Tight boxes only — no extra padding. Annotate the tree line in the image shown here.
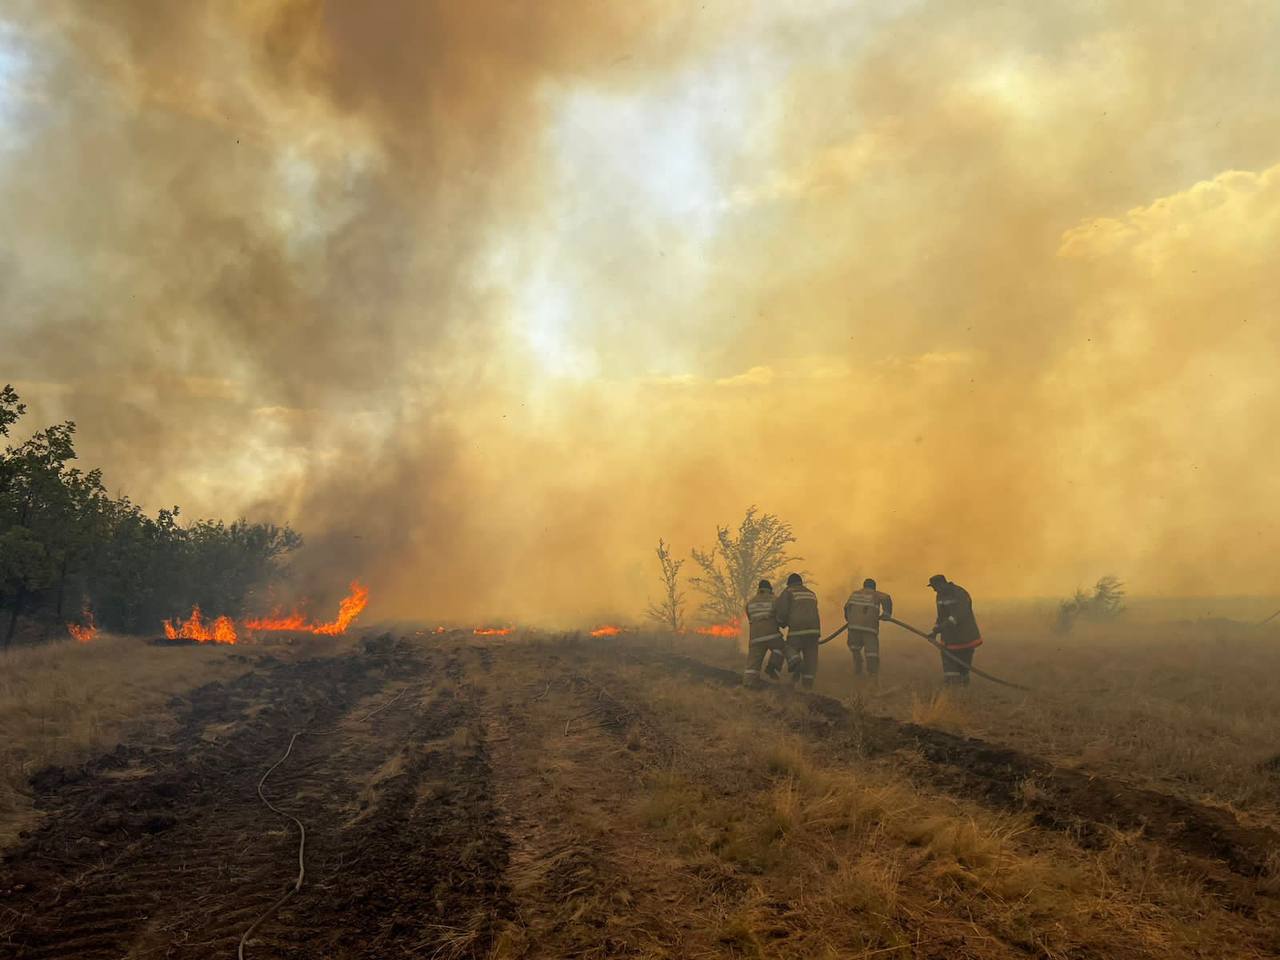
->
[0,385,301,648]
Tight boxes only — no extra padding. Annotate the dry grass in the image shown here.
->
[617,665,1276,959]
[0,633,260,847]
[645,611,1280,820]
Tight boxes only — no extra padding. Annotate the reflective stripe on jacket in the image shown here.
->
[745,589,782,645]
[934,583,982,649]
[775,585,821,638]
[844,588,892,635]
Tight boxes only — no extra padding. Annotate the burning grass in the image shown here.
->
[243,580,370,636]
[163,605,239,644]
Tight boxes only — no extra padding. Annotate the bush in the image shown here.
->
[1056,575,1126,633]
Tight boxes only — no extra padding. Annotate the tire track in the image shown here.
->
[1,642,513,959]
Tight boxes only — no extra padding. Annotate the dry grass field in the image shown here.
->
[1,620,1277,958]
[669,606,1280,828]
[0,632,359,848]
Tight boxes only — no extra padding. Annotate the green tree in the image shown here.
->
[0,386,303,645]
[0,414,87,647]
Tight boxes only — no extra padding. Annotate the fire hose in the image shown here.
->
[815,617,1034,692]
[237,683,413,960]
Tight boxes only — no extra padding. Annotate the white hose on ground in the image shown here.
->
[237,683,413,959]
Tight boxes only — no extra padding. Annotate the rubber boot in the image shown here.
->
[786,653,804,684]
[764,650,783,680]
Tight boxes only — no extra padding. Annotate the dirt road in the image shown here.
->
[2,634,1277,958]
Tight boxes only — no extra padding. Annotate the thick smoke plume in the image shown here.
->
[2,1,1277,624]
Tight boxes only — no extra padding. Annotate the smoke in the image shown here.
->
[2,1,1278,624]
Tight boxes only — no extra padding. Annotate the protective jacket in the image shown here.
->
[745,588,782,646]
[933,582,981,649]
[774,583,820,639]
[844,588,892,635]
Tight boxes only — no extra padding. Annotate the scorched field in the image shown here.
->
[2,626,1279,959]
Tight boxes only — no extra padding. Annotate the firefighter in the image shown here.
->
[927,574,982,685]
[844,577,892,679]
[743,580,789,687]
[775,572,820,688]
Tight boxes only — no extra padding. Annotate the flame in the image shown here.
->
[473,627,514,636]
[312,582,369,635]
[435,626,446,634]
[589,625,622,637]
[67,605,97,644]
[163,605,238,644]
[243,610,309,631]
[695,618,742,638]
[244,582,369,636]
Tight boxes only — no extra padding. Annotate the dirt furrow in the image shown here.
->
[1,639,514,959]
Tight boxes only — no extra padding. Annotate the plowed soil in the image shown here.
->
[2,634,1277,959]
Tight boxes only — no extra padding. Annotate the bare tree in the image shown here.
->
[645,539,686,632]
[689,506,801,623]
[1056,575,1126,633]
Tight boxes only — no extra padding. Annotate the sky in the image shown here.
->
[1,0,1278,625]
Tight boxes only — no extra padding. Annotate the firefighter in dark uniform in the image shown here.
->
[927,574,981,685]
[743,580,789,687]
[844,578,892,679]
[774,573,820,688]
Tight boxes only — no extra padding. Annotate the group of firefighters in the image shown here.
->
[743,573,982,689]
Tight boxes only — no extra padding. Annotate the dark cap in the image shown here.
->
[927,574,947,588]
[863,578,876,589]
[786,573,803,586]
[758,579,772,591]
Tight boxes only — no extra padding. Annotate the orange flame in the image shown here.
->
[589,625,622,637]
[473,627,514,636]
[243,611,309,631]
[163,605,238,644]
[313,582,369,635]
[434,626,447,634]
[695,618,741,638]
[244,582,369,636]
[67,605,97,644]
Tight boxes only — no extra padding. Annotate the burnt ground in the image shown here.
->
[646,651,1280,882]
[1,636,511,959]
[2,634,1278,959]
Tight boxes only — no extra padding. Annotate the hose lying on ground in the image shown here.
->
[816,617,1034,693]
[237,683,413,960]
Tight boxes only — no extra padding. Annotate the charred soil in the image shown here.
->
[2,634,1278,959]
[1,637,512,959]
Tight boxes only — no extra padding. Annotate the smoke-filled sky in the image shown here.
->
[2,1,1278,624]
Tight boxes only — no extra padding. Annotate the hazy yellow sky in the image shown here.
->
[2,1,1278,623]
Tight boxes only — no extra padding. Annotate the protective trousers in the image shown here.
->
[848,629,880,676]
[789,635,818,689]
[744,636,788,685]
[941,647,974,685]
